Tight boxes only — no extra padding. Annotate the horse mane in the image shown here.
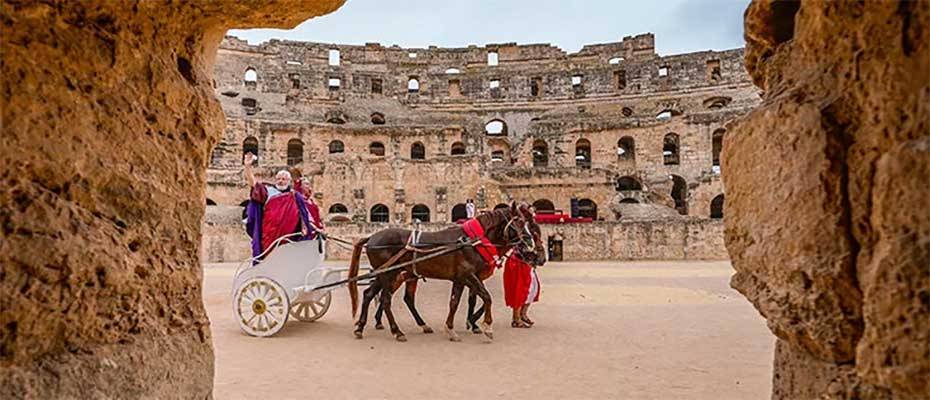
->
[475,207,511,232]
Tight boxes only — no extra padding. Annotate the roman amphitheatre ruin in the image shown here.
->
[202,32,754,263]
[1,1,927,399]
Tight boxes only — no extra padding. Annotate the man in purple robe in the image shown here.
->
[242,153,314,259]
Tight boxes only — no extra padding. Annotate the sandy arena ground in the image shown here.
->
[204,260,774,400]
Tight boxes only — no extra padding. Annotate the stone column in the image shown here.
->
[725,1,928,398]
[0,1,345,398]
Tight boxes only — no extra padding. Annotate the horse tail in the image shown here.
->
[348,236,370,318]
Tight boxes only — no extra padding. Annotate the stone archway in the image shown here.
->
[0,1,346,397]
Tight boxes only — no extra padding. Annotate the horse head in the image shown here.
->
[505,201,546,266]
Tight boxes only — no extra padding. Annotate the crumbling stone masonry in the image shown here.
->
[0,1,345,398]
[726,1,929,398]
[205,33,760,261]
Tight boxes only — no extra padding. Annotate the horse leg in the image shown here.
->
[466,290,485,334]
[374,297,385,330]
[466,274,495,342]
[379,275,406,342]
[355,279,381,339]
[443,282,465,342]
[402,280,433,334]
[377,273,406,330]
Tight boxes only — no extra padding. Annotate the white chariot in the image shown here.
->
[231,234,348,337]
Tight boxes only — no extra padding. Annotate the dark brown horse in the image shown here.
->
[372,219,544,334]
[347,202,544,342]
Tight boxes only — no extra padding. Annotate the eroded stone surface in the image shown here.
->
[726,1,929,398]
[0,1,344,398]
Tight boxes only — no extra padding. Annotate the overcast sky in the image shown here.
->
[229,0,750,55]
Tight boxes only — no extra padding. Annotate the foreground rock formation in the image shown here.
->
[0,1,344,398]
[724,1,929,398]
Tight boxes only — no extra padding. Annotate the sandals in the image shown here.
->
[511,319,531,328]
[521,316,535,326]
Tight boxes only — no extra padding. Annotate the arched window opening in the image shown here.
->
[369,142,385,157]
[619,198,640,204]
[663,133,680,165]
[658,66,670,77]
[286,139,303,166]
[710,195,725,219]
[671,175,688,215]
[451,203,468,222]
[616,176,642,191]
[617,136,635,160]
[410,142,426,160]
[656,110,673,121]
[712,128,725,167]
[487,51,499,66]
[578,199,597,219]
[241,98,258,115]
[450,142,466,155]
[608,57,624,64]
[703,96,732,109]
[575,138,591,169]
[328,77,341,91]
[445,68,461,74]
[243,68,257,87]
[407,77,420,93]
[411,204,431,223]
[242,136,258,165]
[329,203,349,214]
[371,112,385,125]
[370,204,389,223]
[532,199,555,213]
[532,140,548,167]
[206,198,217,206]
[328,49,340,66]
[494,203,509,210]
[485,120,507,135]
[326,111,346,124]
[328,140,344,154]
[490,150,504,163]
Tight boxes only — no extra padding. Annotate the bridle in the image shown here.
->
[501,210,538,257]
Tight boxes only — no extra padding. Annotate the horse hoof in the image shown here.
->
[395,334,407,342]
[471,327,483,334]
[354,331,363,339]
[444,327,461,342]
[375,324,384,330]
[421,325,434,334]
[481,322,494,341]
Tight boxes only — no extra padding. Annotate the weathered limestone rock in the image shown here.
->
[0,1,344,398]
[725,1,929,398]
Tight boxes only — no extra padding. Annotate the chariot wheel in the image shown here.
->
[290,292,332,322]
[234,277,290,337]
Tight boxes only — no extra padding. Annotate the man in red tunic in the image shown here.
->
[503,254,540,328]
[243,153,314,259]
[295,177,324,238]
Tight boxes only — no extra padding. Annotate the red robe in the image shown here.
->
[503,256,539,308]
[251,183,302,253]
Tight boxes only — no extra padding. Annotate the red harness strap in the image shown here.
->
[461,218,500,272]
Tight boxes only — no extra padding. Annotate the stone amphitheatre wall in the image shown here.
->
[202,206,726,263]
[726,1,928,398]
[0,0,345,398]
[206,33,760,231]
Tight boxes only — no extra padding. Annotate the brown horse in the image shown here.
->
[347,202,544,342]
[372,219,544,334]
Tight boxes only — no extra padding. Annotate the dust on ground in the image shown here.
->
[204,260,773,400]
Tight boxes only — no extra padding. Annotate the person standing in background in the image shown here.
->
[466,198,476,219]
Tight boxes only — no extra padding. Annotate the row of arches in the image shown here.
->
[229,195,721,221]
[241,137,469,163]
[322,199,601,223]
[529,129,724,168]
